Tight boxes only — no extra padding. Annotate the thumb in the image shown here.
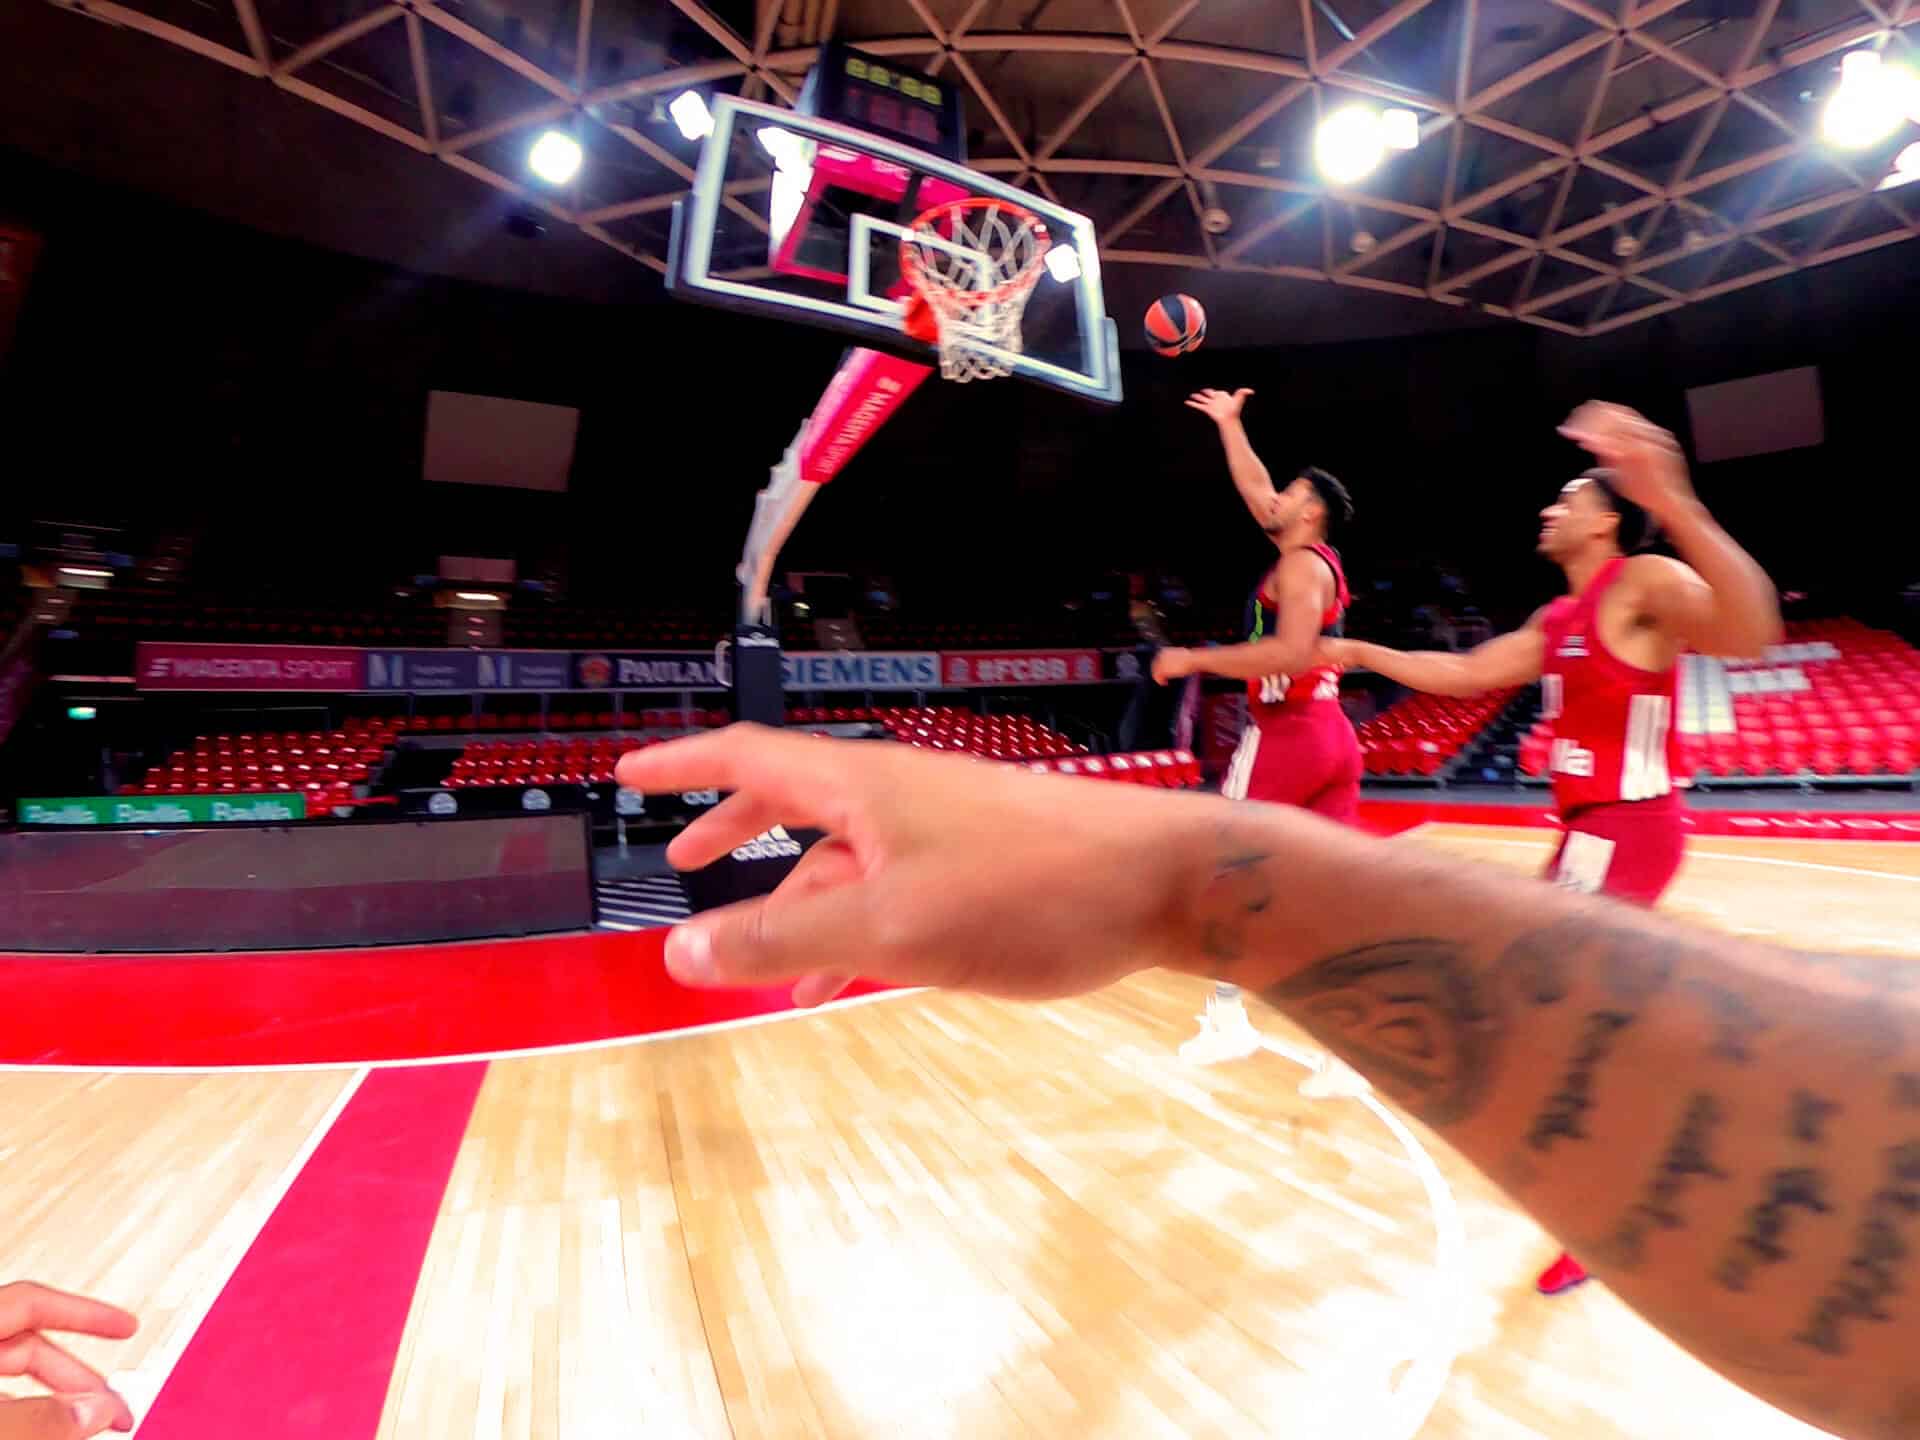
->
[0,1393,125,1439]
[1234,388,1253,399]
[665,882,875,989]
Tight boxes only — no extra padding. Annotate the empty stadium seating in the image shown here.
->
[127,719,394,815]
[1032,750,1204,787]
[874,706,1083,760]
[1358,690,1520,778]
[430,707,1083,790]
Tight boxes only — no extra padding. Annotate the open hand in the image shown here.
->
[1184,388,1252,425]
[0,1283,137,1439]
[1151,647,1195,685]
[614,727,1200,1007]
[1559,401,1695,518]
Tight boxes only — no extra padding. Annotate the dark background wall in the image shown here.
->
[5,145,1916,625]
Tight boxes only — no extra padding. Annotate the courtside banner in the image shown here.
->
[19,793,307,825]
[136,642,365,692]
[575,651,725,690]
[941,651,1102,687]
[367,650,482,692]
[473,650,574,691]
[784,651,939,691]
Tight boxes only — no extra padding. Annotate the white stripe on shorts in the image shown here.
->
[1222,725,1261,802]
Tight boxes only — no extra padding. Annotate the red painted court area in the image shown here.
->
[0,928,892,1069]
[3,801,1913,1070]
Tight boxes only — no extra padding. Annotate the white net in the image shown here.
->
[903,200,1050,383]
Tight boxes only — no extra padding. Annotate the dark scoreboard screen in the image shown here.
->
[796,41,967,163]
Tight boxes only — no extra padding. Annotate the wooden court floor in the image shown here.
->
[4,824,1916,1439]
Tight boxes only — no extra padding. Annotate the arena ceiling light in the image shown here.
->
[1043,243,1081,283]
[669,89,713,142]
[1880,140,1920,190]
[1313,106,1419,186]
[1821,48,1920,150]
[527,128,582,185]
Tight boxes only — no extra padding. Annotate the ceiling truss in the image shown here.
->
[42,0,1920,338]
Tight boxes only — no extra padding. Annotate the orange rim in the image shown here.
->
[899,197,1052,311]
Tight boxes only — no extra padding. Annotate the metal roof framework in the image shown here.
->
[45,0,1920,336]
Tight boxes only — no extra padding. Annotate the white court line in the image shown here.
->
[1445,833,1920,885]
[116,1066,369,1434]
[0,986,930,1077]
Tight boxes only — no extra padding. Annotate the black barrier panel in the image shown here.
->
[0,814,594,952]
[679,825,824,915]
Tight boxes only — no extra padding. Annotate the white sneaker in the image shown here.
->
[1178,993,1265,1064]
[1299,1051,1371,1099]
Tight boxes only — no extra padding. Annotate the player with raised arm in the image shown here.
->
[1151,387,1360,1063]
[1320,400,1783,1293]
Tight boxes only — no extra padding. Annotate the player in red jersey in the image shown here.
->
[1319,400,1782,1293]
[1152,387,1360,1062]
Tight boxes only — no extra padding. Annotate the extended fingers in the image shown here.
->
[0,1335,113,1399]
[617,726,852,842]
[665,791,793,871]
[0,1287,137,1347]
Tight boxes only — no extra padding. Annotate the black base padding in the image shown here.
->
[679,824,826,914]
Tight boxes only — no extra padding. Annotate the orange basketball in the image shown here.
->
[1144,293,1206,356]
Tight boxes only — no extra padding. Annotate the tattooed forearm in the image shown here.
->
[1526,1010,1633,1151]
[1492,918,1678,1009]
[1200,846,1277,963]
[1717,1168,1834,1293]
[1686,978,1772,1064]
[1792,1090,1841,1145]
[1796,1142,1920,1356]
[1605,1093,1732,1269]
[1262,939,1504,1127]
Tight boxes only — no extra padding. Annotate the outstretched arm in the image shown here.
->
[1154,549,1327,685]
[1186,388,1281,532]
[620,726,1920,1440]
[1321,610,1547,697]
[1563,402,1782,660]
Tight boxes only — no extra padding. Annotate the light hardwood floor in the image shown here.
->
[9,827,1918,1437]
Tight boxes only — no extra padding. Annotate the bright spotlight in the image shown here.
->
[1822,49,1919,150]
[1315,105,1387,185]
[1381,107,1420,152]
[1879,139,1920,190]
[669,89,713,141]
[1043,242,1081,283]
[528,129,582,185]
[756,125,806,169]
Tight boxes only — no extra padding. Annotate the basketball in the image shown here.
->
[1145,294,1206,356]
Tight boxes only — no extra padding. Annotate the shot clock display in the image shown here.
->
[796,40,968,163]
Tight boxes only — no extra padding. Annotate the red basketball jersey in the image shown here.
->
[1246,542,1350,719]
[1538,556,1677,815]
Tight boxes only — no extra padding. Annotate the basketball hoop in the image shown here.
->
[900,196,1051,383]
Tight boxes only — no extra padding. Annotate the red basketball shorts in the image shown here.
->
[1221,704,1362,826]
[1543,791,1686,907]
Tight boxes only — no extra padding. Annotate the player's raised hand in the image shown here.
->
[614,726,1201,1005]
[0,1283,137,1439]
[1559,401,1696,518]
[1184,388,1252,425]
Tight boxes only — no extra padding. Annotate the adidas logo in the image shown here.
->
[732,825,804,862]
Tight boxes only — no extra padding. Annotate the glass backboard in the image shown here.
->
[667,96,1121,405]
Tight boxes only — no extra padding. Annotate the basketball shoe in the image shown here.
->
[1178,985,1264,1064]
